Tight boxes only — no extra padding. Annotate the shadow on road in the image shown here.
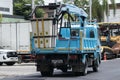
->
[1,70,97,80]
[29,70,95,78]
[0,69,97,80]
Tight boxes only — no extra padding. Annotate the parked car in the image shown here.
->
[0,47,18,65]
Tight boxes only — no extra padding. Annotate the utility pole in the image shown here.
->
[89,0,92,23]
[32,0,35,18]
[54,0,57,17]
[107,3,109,22]
[55,0,57,3]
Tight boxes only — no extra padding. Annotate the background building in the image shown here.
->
[0,0,28,22]
[104,3,120,22]
[0,0,13,15]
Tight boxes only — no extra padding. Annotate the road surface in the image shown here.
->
[1,59,120,80]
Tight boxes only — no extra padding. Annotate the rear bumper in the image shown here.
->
[31,48,81,54]
[36,54,83,71]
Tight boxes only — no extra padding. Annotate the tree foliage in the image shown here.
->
[13,0,44,18]
[92,0,104,22]
[35,8,44,18]
[63,0,116,22]
[0,14,2,22]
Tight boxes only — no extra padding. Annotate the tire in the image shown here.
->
[92,59,99,72]
[0,62,3,66]
[5,62,15,66]
[41,68,53,77]
[74,62,88,76]
[80,59,88,76]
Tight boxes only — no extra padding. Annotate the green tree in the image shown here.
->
[35,0,44,5]
[13,0,44,18]
[91,0,116,22]
[74,0,89,7]
[35,8,44,18]
[101,0,116,21]
[92,0,104,22]
[0,14,2,22]
[63,0,116,22]
[63,0,72,3]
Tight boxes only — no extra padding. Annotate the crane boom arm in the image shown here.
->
[60,4,88,18]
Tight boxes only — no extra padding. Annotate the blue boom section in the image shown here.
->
[61,4,88,17]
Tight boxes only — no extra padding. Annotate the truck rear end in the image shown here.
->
[31,4,101,76]
[31,19,101,76]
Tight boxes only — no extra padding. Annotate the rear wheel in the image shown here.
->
[5,62,15,66]
[75,59,88,76]
[92,59,99,72]
[80,59,88,76]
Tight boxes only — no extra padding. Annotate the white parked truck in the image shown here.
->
[0,22,33,63]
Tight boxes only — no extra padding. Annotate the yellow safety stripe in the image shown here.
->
[80,31,83,50]
[57,48,72,51]
[42,19,46,48]
[39,48,54,50]
[36,19,40,48]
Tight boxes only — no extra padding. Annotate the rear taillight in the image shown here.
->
[36,55,45,59]
[69,55,78,60]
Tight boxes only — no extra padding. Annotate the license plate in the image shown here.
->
[10,58,17,61]
[51,60,63,64]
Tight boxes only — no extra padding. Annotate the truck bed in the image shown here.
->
[32,38,98,54]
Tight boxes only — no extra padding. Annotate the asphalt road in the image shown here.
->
[1,59,120,80]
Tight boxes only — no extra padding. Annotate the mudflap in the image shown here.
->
[37,64,51,72]
[36,58,53,72]
[72,54,88,76]
[36,62,54,76]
